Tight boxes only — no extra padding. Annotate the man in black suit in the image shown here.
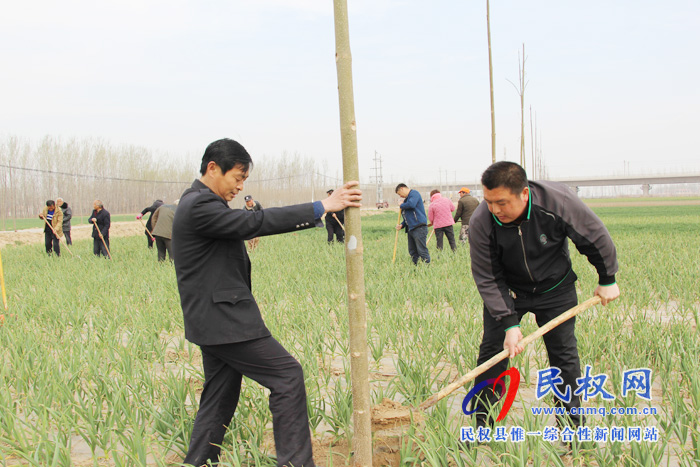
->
[324,189,345,244]
[172,138,361,467]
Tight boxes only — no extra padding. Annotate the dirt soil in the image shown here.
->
[0,221,145,248]
[0,209,393,249]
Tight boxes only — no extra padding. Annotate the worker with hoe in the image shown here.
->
[243,194,263,250]
[56,197,73,245]
[172,138,362,467]
[468,161,620,430]
[324,189,345,244]
[38,199,63,257]
[136,199,163,249]
[454,186,479,244]
[395,183,430,264]
[89,200,111,258]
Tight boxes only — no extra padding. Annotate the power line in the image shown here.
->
[0,163,189,184]
[0,164,374,188]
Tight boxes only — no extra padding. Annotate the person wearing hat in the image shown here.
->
[244,195,263,250]
[454,186,480,244]
[324,189,345,244]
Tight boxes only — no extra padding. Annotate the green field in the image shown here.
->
[0,205,698,466]
[584,196,700,204]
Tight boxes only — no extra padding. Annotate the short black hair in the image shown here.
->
[429,189,440,197]
[200,138,253,176]
[46,200,55,207]
[395,183,408,193]
[481,162,528,194]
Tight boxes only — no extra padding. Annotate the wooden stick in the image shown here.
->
[92,219,112,260]
[418,296,601,410]
[392,209,402,264]
[332,213,345,231]
[0,248,8,311]
[139,217,155,241]
[42,217,73,256]
[426,227,435,245]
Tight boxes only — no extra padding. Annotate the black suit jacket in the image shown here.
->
[141,200,164,230]
[172,179,318,345]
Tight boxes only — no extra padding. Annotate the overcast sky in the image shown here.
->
[1,0,698,184]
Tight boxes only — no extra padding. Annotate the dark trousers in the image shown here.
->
[435,225,456,251]
[184,336,315,467]
[44,231,60,256]
[326,224,344,243]
[407,225,430,264]
[155,236,173,262]
[145,229,154,248]
[93,237,110,258]
[63,230,72,245]
[472,284,584,427]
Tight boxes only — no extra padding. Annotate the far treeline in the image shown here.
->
[0,135,386,228]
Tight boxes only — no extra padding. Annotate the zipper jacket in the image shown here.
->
[468,180,618,329]
[399,189,428,231]
[428,192,456,229]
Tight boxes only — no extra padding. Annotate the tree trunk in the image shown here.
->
[332,1,372,465]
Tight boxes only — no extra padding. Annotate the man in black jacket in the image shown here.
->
[56,197,73,245]
[137,199,163,249]
[89,200,110,258]
[243,195,263,250]
[468,162,620,429]
[172,138,361,467]
[324,189,345,244]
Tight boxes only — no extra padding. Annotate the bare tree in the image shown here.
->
[507,44,527,168]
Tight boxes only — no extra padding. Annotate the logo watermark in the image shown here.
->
[460,366,658,443]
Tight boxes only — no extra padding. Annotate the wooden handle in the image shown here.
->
[332,213,345,231]
[0,249,8,311]
[42,218,73,256]
[419,296,601,410]
[138,217,155,240]
[392,209,402,263]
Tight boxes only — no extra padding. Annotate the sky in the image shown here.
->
[1,0,699,185]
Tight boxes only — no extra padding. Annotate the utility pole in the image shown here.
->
[487,0,496,164]
[370,151,385,207]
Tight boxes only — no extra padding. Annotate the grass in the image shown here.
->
[584,196,700,204]
[0,204,698,465]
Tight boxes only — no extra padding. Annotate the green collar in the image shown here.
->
[491,186,531,226]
